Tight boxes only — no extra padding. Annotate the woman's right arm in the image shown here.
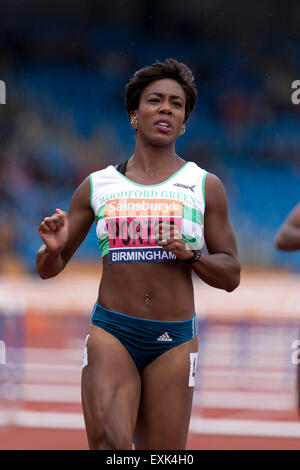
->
[36,177,95,279]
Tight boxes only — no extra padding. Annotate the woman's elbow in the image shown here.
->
[226,261,241,292]
[274,233,286,251]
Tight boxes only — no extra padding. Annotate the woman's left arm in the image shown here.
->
[274,202,300,251]
[191,173,241,292]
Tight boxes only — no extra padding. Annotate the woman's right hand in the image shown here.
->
[38,208,69,254]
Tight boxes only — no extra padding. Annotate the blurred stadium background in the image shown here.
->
[1,0,300,450]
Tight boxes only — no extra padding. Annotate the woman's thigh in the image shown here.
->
[134,336,198,450]
[81,324,141,450]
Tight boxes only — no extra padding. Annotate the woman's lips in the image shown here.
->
[155,122,172,133]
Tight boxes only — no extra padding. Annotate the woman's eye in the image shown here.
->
[148,98,182,107]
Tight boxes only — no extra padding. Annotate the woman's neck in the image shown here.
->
[130,140,182,175]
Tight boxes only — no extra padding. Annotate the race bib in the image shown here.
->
[105,198,183,264]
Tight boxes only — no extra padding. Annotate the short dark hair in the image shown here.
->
[125,58,197,122]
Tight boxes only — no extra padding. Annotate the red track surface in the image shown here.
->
[2,427,300,450]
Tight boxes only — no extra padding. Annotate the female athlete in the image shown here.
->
[36,58,241,450]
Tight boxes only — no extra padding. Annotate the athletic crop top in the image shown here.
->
[89,160,208,264]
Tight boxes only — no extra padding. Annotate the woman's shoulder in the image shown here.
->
[182,161,209,184]
[89,164,115,175]
[88,164,119,185]
[203,172,229,211]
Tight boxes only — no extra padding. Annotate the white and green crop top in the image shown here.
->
[89,161,208,264]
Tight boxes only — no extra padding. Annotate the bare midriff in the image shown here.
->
[97,256,195,321]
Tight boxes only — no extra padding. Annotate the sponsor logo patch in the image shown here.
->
[157,332,173,342]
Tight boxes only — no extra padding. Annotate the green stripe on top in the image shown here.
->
[182,234,202,249]
[182,234,198,243]
[95,204,105,222]
[182,205,203,224]
[202,171,208,207]
[98,234,109,257]
[89,174,94,210]
[89,174,94,209]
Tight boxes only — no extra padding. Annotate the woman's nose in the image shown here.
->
[159,100,172,114]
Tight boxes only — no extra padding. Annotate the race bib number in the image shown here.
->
[105,198,183,264]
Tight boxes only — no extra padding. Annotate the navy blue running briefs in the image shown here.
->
[90,302,198,372]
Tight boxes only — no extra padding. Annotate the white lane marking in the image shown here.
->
[24,384,81,403]
[189,417,300,438]
[22,384,296,411]
[14,410,85,430]
[25,364,80,371]
[193,391,296,410]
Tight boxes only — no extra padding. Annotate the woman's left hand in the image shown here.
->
[155,221,194,262]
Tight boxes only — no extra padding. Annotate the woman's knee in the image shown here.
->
[88,427,133,450]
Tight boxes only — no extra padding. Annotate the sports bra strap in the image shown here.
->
[116,159,129,175]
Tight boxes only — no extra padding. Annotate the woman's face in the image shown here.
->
[132,78,186,146]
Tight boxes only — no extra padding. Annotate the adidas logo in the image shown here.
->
[157,332,173,342]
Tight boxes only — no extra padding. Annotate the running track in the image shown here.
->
[1,270,300,450]
[1,317,300,450]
